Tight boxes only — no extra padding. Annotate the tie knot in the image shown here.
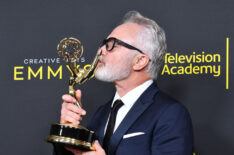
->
[112,99,124,112]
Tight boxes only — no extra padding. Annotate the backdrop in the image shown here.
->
[0,0,233,154]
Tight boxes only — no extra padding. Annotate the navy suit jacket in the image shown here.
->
[54,82,193,155]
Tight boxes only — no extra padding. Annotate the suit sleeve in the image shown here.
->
[151,103,193,155]
[87,105,105,130]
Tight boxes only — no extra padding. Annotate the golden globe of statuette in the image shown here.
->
[57,37,83,63]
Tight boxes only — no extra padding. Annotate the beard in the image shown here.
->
[95,55,134,82]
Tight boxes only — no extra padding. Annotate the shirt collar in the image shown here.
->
[112,79,153,107]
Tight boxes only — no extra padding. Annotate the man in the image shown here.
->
[55,11,193,155]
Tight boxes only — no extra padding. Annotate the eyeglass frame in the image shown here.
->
[101,37,149,57]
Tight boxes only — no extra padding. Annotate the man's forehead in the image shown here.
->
[108,23,143,43]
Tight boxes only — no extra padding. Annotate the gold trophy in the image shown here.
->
[46,37,102,151]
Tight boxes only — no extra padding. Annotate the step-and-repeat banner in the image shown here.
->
[0,0,233,154]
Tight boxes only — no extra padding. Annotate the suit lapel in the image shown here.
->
[95,101,112,146]
[109,83,159,155]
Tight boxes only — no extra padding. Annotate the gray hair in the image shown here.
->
[122,11,167,80]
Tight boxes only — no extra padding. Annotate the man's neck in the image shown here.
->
[114,73,151,97]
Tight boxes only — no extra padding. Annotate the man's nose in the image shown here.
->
[98,45,107,55]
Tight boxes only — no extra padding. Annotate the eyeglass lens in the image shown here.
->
[105,39,115,51]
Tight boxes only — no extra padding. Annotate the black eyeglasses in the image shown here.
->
[101,37,145,54]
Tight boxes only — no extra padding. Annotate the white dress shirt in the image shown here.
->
[104,79,153,134]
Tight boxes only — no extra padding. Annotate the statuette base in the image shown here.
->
[46,124,95,151]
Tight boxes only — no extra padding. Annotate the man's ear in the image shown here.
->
[132,55,150,71]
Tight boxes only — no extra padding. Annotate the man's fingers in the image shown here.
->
[60,90,86,127]
[60,115,80,125]
[62,94,76,103]
[64,141,105,155]
[61,110,82,122]
[66,103,86,115]
[62,102,86,115]
[60,102,86,125]
[65,146,83,154]
[75,89,82,104]
[91,140,106,154]
[93,140,101,150]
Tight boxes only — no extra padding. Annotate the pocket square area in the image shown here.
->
[123,132,145,139]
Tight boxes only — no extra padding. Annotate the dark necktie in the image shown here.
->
[103,99,124,154]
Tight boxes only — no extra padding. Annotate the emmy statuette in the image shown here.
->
[46,37,102,151]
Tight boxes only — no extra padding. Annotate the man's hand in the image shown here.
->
[60,89,86,127]
[65,140,106,155]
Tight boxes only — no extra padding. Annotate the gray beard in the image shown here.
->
[95,57,132,82]
[95,62,131,82]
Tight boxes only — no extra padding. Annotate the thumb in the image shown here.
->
[93,140,102,151]
[75,89,82,105]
